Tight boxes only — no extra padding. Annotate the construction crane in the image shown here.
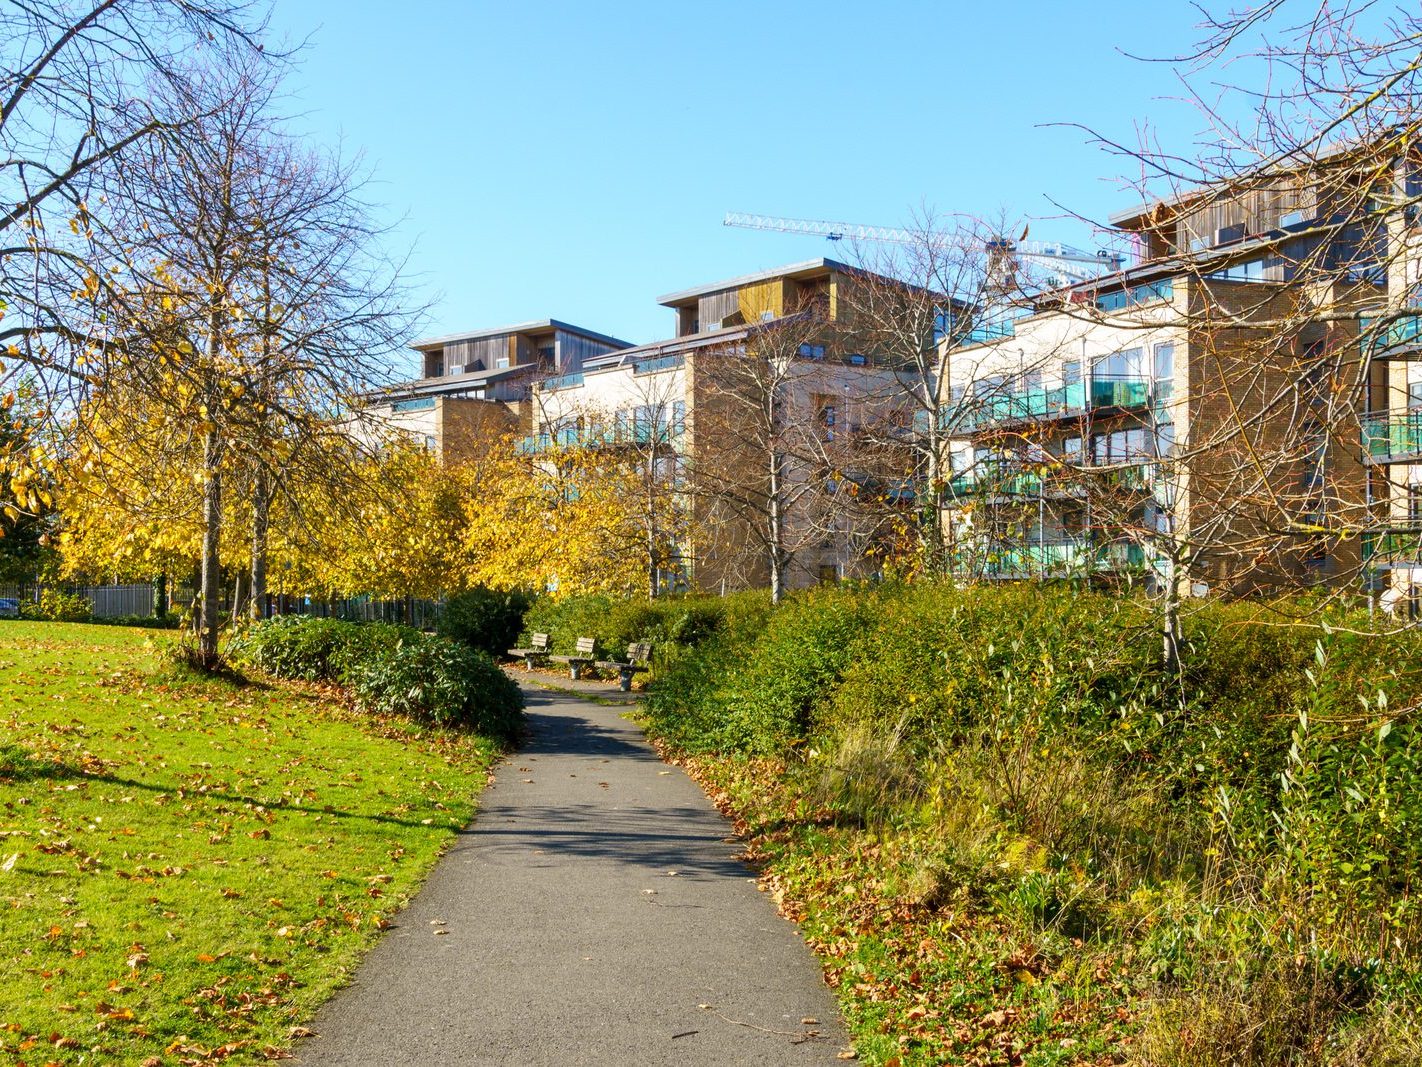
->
[722,211,1125,286]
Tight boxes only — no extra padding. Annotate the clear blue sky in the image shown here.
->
[266,1,1219,372]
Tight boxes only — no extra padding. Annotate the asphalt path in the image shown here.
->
[295,679,849,1066]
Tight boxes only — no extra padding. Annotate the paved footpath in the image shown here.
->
[295,680,849,1066]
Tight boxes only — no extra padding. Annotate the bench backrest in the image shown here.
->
[575,636,598,656]
[626,642,653,664]
[531,632,550,651]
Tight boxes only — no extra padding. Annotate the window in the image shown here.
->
[1153,343,1175,400]
[1091,428,1151,464]
[670,400,686,437]
[798,343,826,359]
[1020,369,1043,392]
[1062,436,1082,461]
[494,354,510,369]
[1094,347,1146,380]
[816,396,838,441]
[1062,360,1081,386]
[1155,422,1176,458]
[818,563,839,585]
[423,435,437,452]
[848,353,867,366]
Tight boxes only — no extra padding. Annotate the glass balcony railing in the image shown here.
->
[1360,410,1422,461]
[517,420,684,455]
[1089,376,1152,409]
[1363,528,1422,566]
[1359,313,1422,357]
[946,470,1045,497]
[538,372,585,392]
[632,354,684,375]
[969,537,1148,579]
[954,376,1150,433]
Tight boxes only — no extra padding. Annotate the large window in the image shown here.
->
[1153,343,1175,400]
[1093,347,1146,380]
[1091,427,1151,464]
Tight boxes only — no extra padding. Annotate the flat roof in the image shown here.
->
[412,319,634,352]
[655,258,854,307]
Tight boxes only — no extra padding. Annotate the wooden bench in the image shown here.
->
[596,641,653,692]
[551,636,599,680]
[507,632,551,670]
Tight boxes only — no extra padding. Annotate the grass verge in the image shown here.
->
[0,622,499,1065]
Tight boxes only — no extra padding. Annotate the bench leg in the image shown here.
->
[570,663,583,681]
[619,668,633,692]
[523,654,535,671]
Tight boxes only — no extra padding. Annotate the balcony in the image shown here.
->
[516,420,683,455]
[1089,376,1152,410]
[537,372,585,392]
[632,354,684,375]
[953,375,1150,433]
[966,536,1147,579]
[1359,313,1422,357]
[1360,410,1422,462]
[1363,528,1422,568]
[946,470,1045,497]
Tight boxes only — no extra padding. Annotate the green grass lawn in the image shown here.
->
[0,621,500,1065]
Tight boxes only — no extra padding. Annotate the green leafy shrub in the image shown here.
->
[438,586,533,656]
[227,615,358,682]
[228,615,419,685]
[349,637,523,739]
[35,589,92,622]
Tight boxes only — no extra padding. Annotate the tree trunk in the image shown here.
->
[198,427,223,665]
[768,448,785,605]
[152,572,167,619]
[250,471,270,621]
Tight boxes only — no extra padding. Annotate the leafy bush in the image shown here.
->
[229,615,522,741]
[227,615,357,682]
[439,586,533,656]
[349,636,523,739]
[35,589,92,622]
[227,615,419,685]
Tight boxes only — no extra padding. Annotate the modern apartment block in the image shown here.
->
[1362,153,1422,611]
[365,319,633,461]
[942,164,1385,593]
[525,259,918,593]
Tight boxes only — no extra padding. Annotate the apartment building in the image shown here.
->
[524,259,920,594]
[365,319,633,461]
[1362,150,1422,611]
[943,164,1385,593]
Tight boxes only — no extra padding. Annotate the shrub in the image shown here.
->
[349,636,523,740]
[227,615,419,685]
[438,586,533,656]
[227,615,357,682]
[35,589,92,622]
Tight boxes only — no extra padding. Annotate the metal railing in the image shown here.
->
[954,375,1152,432]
